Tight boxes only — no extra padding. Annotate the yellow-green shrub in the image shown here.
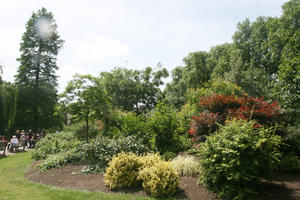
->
[139,153,163,169]
[104,152,142,189]
[171,155,200,177]
[138,161,179,197]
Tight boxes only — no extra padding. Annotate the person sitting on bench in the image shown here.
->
[8,135,19,152]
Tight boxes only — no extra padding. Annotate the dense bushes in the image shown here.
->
[102,110,152,147]
[73,122,100,141]
[148,102,192,153]
[199,119,281,200]
[32,131,81,160]
[32,131,82,172]
[139,153,162,169]
[80,135,150,172]
[101,107,192,154]
[278,154,300,173]
[37,150,81,172]
[104,152,179,197]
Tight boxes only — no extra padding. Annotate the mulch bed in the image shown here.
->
[25,163,300,200]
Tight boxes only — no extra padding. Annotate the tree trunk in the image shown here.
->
[86,112,89,143]
[33,48,41,132]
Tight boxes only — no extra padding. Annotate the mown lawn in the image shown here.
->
[0,152,155,200]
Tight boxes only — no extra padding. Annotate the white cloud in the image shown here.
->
[0,29,22,58]
[74,34,130,61]
[0,28,23,82]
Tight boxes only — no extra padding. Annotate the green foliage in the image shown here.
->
[14,8,64,131]
[99,66,168,113]
[199,119,282,200]
[275,0,300,123]
[161,152,177,161]
[0,81,16,137]
[138,160,179,197]
[148,102,188,153]
[32,132,82,172]
[80,135,150,172]
[281,125,300,157]
[170,155,200,177]
[104,152,142,189]
[37,150,80,172]
[103,107,191,154]
[61,74,111,143]
[278,153,300,173]
[69,121,100,141]
[103,110,152,147]
[185,79,244,106]
[209,43,234,79]
[164,52,213,108]
[31,131,81,160]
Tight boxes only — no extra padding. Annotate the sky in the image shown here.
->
[0,0,289,92]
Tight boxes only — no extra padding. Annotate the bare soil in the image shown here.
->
[25,163,300,200]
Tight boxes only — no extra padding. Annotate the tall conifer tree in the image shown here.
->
[15,8,64,131]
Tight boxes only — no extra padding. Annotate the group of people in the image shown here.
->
[7,129,45,152]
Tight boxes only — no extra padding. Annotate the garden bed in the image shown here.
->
[25,163,300,200]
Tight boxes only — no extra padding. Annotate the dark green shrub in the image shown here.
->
[74,122,100,141]
[101,110,153,147]
[118,112,152,147]
[80,135,150,172]
[278,153,300,173]
[161,151,177,161]
[64,121,100,141]
[147,103,178,153]
[199,119,281,200]
[281,126,300,157]
[147,102,191,153]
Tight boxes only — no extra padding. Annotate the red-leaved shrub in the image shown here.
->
[189,94,282,143]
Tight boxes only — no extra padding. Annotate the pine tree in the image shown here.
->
[14,8,64,131]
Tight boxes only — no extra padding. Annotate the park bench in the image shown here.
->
[0,136,8,156]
